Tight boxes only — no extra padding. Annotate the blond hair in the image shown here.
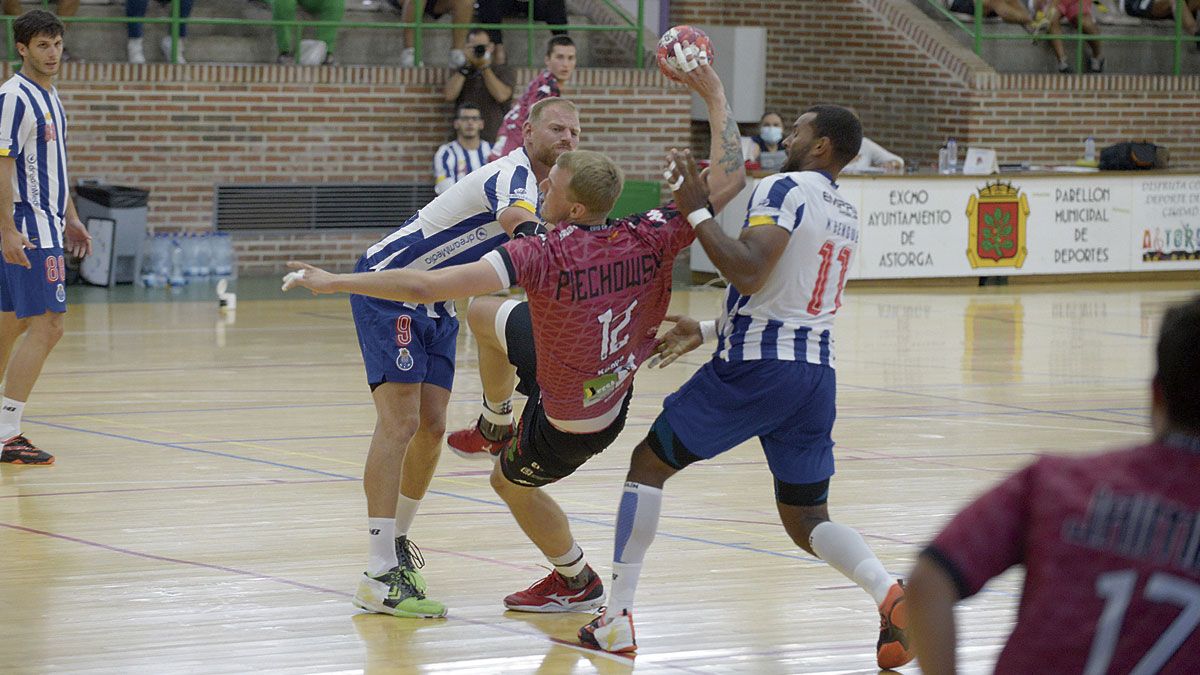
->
[555,150,624,217]
[528,97,577,127]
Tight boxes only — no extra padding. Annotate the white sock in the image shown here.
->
[394,494,420,537]
[367,518,397,576]
[607,482,663,616]
[0,397,25,441]
[549,541,588,579]
[481,397,513,427]
[809,521,895,606]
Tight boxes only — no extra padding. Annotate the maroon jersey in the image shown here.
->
[488,69,560,161]
[483,207,694,431]
[927,435,1200,675]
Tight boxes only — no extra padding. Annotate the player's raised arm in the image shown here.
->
[677,64,745,213]
[282,260,506,304]
[666,149,787,295]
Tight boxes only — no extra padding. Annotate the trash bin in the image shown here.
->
[73,184,149,286]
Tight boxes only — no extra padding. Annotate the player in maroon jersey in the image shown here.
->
[283,66,744,615]
[907,295,1200,674]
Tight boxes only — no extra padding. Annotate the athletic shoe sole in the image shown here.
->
[351,596,447,619]
[504,596,606,613]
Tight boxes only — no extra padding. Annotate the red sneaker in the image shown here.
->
[877,580,914,669]
[0,435,55,465]
[504,567,605,613]
[447,416,514,461]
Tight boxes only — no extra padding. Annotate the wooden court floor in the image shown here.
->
[2,279,1196,674]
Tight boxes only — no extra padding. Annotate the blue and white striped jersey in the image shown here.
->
[362,147,539,317]
[433,139,493,195]
[715,170,860,367]
[0,72,69,249]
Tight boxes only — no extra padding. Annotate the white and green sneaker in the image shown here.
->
[352,538,446,618]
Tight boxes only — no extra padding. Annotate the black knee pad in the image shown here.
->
[775,478,830,507]
[645,415,703,470]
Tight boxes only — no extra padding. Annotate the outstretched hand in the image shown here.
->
[282,261,338,294]
[663,149,710,216]
[647,314,703,368]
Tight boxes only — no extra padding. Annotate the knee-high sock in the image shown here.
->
[607,482,663,616]
[809,520,894,606]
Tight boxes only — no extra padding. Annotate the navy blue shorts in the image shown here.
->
[349,292,458,392]
[0,247,67,318]
[660,358,837,484]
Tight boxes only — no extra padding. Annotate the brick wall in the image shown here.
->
[672,0,1200,169]
[40,62,689,273]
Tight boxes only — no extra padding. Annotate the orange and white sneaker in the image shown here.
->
[0,435,54,465]
[579,608,636,653]
[877,580,914,669]
[447,416,514,461]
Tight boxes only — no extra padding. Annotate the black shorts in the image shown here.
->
[1121,0,1155,18]
[498,301,631,488]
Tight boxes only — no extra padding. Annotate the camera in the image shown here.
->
[473,44,488,57]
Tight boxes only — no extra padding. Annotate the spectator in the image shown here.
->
[1116,0,1200,44]
[907,296,1200,675]
[1038,0,1104,73]
[273,0,343,65]
[475,0,568,65]
[126,0,194,64]
[842,137,904,174]
[944,0,1046,32]
[443,28,514,143]
[433,104,493,195]
[488,35,575,160]
[3,0,78,61]
[745,111,784,165]
[396,0,473,68]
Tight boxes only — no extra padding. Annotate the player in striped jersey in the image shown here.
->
[432,103,492,196]
[580,107,914,669]
[331,96,578,619]
[0,11,91,466]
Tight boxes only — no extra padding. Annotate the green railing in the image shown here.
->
[6,0,647,68]
[924,0,1192,75]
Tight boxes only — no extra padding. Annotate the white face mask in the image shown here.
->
[760,126,783,145]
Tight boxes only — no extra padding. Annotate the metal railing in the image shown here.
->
[924,0,1193,75]
[5,0,647,67]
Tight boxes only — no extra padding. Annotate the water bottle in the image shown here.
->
[1084,136,1096,163]
[168,236,187,287]
[137,234,157,287]
[212,233,233,277]
[938,146,949,174]
[196,233,212,279]
[946,138,958,173]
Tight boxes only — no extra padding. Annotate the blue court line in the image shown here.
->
[26,419,359,480]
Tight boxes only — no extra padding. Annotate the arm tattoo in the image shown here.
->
[718,103,743,173]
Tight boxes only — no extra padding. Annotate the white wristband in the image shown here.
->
[687,208,713,228]
[699,319,717,343]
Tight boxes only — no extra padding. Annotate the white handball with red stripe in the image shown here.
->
[655,25,715,82]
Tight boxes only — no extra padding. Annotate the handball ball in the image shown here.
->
[656,25,715,82]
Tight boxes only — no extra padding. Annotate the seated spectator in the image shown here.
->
[1116,0,1200,43]
[476,0,568,65]
[443,29,515,143]
[842,137,904,174]
[126,0,194,64]
[745,111,784,166]
[4,0,78,61]
[1037,0,1104,72]
[433,104,493,194]
[488,35,575,160]
[274,0,343,65]
[395,0,473,68]
[944,0,1046,32]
